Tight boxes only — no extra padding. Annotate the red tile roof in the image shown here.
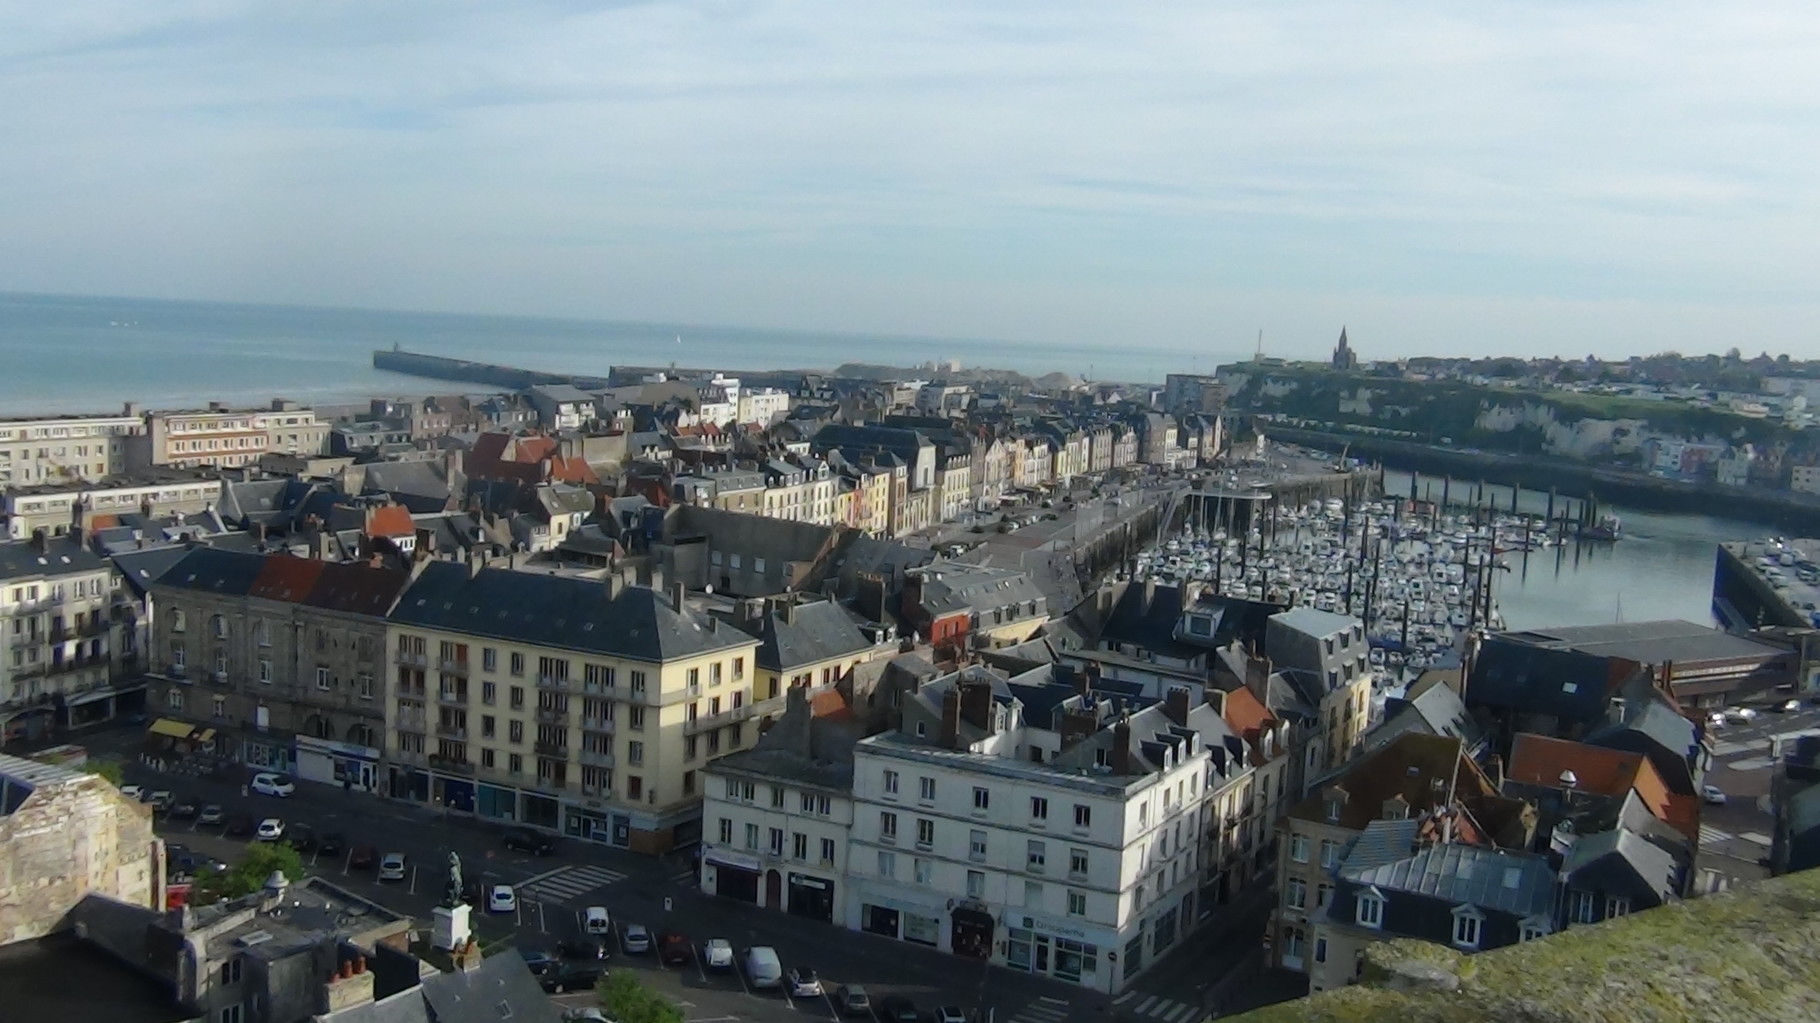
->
[1508,733,1697,842]
[248,557,327,603]
[366,504,416,538]
[809,687,853,723]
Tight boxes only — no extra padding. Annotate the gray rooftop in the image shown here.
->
[1341,820,1556,917]
[1270,605,1360,640]
[0,537,110,581]
[1496,619,1788,665]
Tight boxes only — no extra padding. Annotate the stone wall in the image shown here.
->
[0,762,159,945]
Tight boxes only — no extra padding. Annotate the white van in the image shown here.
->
[584,906,611,935]
[744,946,783,989]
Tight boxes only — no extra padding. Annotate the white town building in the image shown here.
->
[842,666,1252,994]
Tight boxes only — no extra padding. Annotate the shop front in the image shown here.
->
[1003,912,1109,991]
[476,783,518,821]
[294,735,379,792]
[564,804,632,847]
[950,902,994,960]
[786,872,835,922]
[430,774,476,813]
[704,848,762,904]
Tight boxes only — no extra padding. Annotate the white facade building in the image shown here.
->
[843,669,1250,994]
[699,688,852,922]
[0,412,143,486]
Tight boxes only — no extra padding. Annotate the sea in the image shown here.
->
[0,291,1238,416]
[0,291,1758,633]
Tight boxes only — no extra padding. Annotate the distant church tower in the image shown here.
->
[1331,326,1357,370]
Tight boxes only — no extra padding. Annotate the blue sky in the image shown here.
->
[3,1,1818,361]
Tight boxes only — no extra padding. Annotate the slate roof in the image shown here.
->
[1499,619,1789,666]
[910,562,1046,617]
[152,546,268,596]
[110,546,194,597]
[361,460,453,503]
[1341,822,1557,917]
[1466,637,1629,724]
[732,599,879,672]
[1288,733,1490,831]
[1367,676,1483,753]
[1583,696,1703,795]
[1271,606,1358,641]
[391,562,755,663]
[418,950,561,1023]
[0,538,109,580]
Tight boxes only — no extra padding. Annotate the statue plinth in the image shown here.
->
[432,902,472,951]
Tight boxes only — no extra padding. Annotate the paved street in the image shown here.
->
[1694,702,1820,887]
[61,722,1267,1023]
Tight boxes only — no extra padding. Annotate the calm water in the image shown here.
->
[1383,470,1764,631]
[0,292,1238,415]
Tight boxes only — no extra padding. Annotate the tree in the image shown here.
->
[194,841,305,903]
[599,971,683,1023]
[82,760,125,786]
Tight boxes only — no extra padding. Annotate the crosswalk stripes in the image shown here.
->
[1698,825,1733,846]
[669,867,698,886]
[1126,995,1201,1022]
[1002,999,1069,1023]
[517,864,628,902]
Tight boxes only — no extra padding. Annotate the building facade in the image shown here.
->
[0,411,143,487]
[385,565,759,853]
[0,537,132,742]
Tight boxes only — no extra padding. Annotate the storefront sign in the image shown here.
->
[296,735,379,760]
[704,848,763,873]
[788,873,830,890]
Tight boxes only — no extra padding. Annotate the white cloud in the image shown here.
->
[2,0,1818,359]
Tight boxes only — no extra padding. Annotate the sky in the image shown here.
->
[3,1,1819,361]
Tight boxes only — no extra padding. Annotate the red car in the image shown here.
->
[658,933,692,966]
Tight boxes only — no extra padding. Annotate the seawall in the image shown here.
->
[1264,424,1820,532]
[373,349,606,391]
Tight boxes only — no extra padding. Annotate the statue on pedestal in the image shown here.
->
[443,852,464,909]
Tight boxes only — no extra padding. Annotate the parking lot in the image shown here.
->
[1695,699,1820,884]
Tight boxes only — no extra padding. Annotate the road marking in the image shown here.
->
[341,850,353,876]
[408,866,418,895]
[1699,825,1733,846]
[1038,997,1068,1006]
[1113,993,1137,1006]
[1135,997,1159,1015]
[1160,1003,1195,1023]
[534,901,547,933]
[693,944,708,983]
[518,864,629,902]
[1740,831,1773,846]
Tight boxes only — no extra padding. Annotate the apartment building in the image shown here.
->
[0,536,132,742]
[0,410,143,486]
[2,468,223,541]
[385,565,759,853]
[844,670,1250,994]
[1269,733,1504,976]
[1266,607,1374,785]
[144,548,414,789]
[701,687,855,922]
[136,400,329,470]
[724,595,896,725]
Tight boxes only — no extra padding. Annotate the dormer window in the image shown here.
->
[1519,916,1551,942]
[1325,798,1342,823]
[1356,890,1383,929]
[1451,905,1484,949]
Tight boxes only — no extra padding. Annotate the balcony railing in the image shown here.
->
[435,725,468,741]
[535,707,570,725]
[436,690,468,707]
[684,704,756,734]
[394,651,427,667]
[426,753,473,776]
[536,674,572,693]
[439,659,470,675]
[578,749,615,768]
[395,712,427,732]
[533,740,569,759]
[580,717,615,735]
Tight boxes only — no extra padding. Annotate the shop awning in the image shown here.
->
[148,718,194,739]
[195,729,216,744]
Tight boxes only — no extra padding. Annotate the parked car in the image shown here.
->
[937,1006,967,1023]
[1703,784,1728,806]
[348,844,379,871]
[255,818,286,842]
[286,823,318,853]
[317,831,346,857]
[169,797,200,820]
[658,933,691,966]
[378,852,408,882]
[148,790,174,812]
[517,945,559,977]
[744,946,783,989]
[198,804,225,826]
[878,995,920,1023]
[224,812,256,838]
[489,884,518,913]
[540,961,604,994]
[120,784,145,801]
[834,985,873,1016]
[502,827,555,855]
[562,1010,610,1023]
[250,772,296,797]
[584,906,611,935]
[1726,707,1759,723]
[558,936,607,962]
[702,938,734,971]
[786,966,822,998]
[621,924,652,954]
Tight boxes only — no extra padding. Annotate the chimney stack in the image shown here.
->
[1164,686,1192,727]
[1111,717,1133,774]
[670,581,687,612]
[939,686,962,749]
[959,676,994,733]
[604,571,623,601]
